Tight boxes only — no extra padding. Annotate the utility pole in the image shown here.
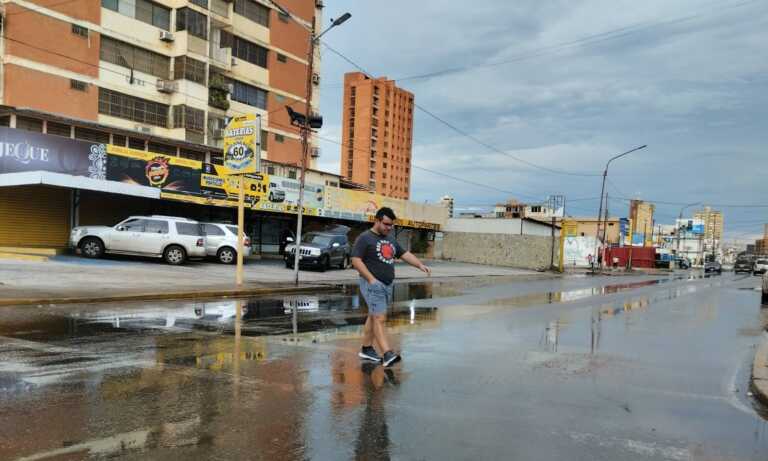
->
[271,2,351,286]
[594,145,647,271]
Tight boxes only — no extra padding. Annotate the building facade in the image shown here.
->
[0,0,321,167]
[439,195,454,218]
[693,206,723,242]
[628,200,655,246]
[340,72,414,199]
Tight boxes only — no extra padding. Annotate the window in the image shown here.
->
[190,0,208,9]
[267,166,275,175]
[75,127,110,143]
[16,116,43,132]
[231,80,268,109]
[99,88,169,127]
[180,149,204,161]
[144,219,169,234]
[274,133,285,143]
[113,134,127,146]
[147,142,177,155]
[222,32,268,68]
[174,56,206,85]
[129,137,146,150]
[277,53,287,63]
[260,130,268,150]
[101,36,170,79]
[71,24,88,37]
[173,105,205,132]
[288,170,297,179]
[176,7,208,40]
[46,121,71,137]
[70,80,88,91]
[176,222,204,236]
[102,0,170,30]
[203,224,225,236]
[234,0,269,27]
[0,116,9,127]
[121,218,147,232]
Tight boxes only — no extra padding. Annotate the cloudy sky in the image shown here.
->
[313,0,768,242]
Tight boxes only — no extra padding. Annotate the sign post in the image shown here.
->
[559,220,578,272]
[222,114,260,286]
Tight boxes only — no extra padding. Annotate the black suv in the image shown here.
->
[734,258,754,274]
[285,232,351,271]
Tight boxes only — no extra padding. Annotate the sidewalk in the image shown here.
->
[753,336,768,406]
[0,256,547,306]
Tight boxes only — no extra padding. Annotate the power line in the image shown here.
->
[320,42,602,178]
[320,0,761,88]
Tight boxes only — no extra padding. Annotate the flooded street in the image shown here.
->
[1,272,768,460]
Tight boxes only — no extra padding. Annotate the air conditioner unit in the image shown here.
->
[231,57,237,66]
[156,79,178,93]
[311,73,320,85]
[135,125,152,134]
[310,147,320,158]
[226,83,234,94]
[159,31,175,42]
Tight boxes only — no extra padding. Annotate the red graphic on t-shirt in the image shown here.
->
[380,242,395,260]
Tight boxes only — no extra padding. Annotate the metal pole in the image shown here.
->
[594,169,607,272]
[292,21,317,286]
[236,174,245,286]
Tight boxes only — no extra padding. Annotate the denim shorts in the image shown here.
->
[359,278,394,315]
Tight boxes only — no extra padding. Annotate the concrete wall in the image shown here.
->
[438,231,558,270]
[445,217,558,237]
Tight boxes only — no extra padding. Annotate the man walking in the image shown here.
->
[351,207,431,367]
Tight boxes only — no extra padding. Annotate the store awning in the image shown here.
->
[0,171,161,199]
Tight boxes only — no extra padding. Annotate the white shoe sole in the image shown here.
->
[358,352,381,362]
[383,354,401,367]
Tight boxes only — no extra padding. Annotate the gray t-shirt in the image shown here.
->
[351,230,405,285]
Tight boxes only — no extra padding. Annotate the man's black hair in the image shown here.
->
[375,207,397,221]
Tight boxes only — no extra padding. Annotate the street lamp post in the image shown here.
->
[675,201,700,268]
[594,145,647,271]
[272,2,351,286]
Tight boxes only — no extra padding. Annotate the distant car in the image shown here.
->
[268,182,286,203]
[201,223,252,264]
[704,261,722,274]
[735,259,754,274]
[754,258,768,276]
[285,231,351,271]
[70,215,206,265]
[676,257,691,269]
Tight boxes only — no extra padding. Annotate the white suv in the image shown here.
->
[70,215,207,265]
[201,223,252,264]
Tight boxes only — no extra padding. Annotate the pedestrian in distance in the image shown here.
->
[351,207,431,367]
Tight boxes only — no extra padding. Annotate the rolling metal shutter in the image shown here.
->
[0,186,71,248]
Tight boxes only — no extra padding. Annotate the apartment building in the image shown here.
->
[0,0,321,167]
[694,206,724,242]
[340,72,414,199]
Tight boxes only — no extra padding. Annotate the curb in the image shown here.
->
[752,336,768,406]
[0,284,341,307]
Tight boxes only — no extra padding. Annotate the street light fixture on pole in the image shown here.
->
[675,201,700,267]
[594,144,647,271]
[271,2,351,286]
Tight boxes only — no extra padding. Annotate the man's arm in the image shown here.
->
[351,257,378,283]
[400,252,431,275]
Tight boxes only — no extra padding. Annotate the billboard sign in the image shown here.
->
[107,145,201,194]
[222,114,259,174]
[0,127,106,178]
[201,162,268,204]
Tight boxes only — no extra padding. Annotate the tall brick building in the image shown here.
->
[340,72,413,199]
[0,0,321,167]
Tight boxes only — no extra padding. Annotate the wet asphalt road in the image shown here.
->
[1,272,767,460]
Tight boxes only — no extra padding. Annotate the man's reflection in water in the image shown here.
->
[354,362,398,461]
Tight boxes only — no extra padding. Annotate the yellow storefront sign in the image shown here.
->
[222,114,260,174]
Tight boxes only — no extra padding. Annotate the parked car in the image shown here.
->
[754,258,768,276]
[734,258,754,274]
[675,257,691,269]
[762,273,768,304]
[284,231,351,271]
[70,215,206,265]
[201,223,252,264]
[704,261,722,274]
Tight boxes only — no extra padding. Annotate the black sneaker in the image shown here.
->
[382,350,401,367]
[358,346,382,362]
